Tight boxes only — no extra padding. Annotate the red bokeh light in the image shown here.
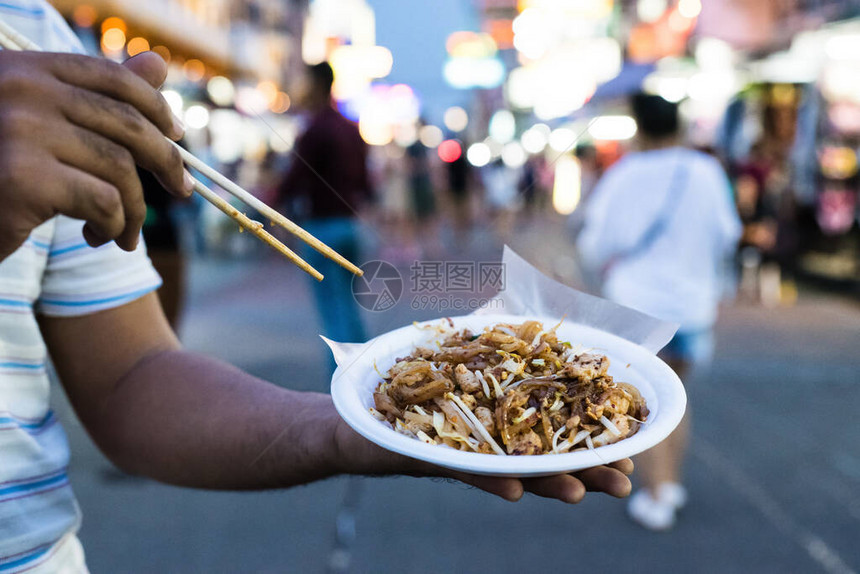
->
[438,139,462,163]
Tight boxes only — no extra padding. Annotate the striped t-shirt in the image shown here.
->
[0,3,162,571]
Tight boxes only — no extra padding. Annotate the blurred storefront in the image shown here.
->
[49,0,303,80]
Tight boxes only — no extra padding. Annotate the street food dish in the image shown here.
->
[330,314,686,477]
[371,320,649,456]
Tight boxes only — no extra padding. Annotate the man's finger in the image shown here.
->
[121,51,168,89]
[47,52,183,141]
[574,466,632,498]
[48,164,127,245]
[446,471,524,502]
[522,474,586,504]
[608,458,634,476]
[50,123,145,250]
[59,83,190,198]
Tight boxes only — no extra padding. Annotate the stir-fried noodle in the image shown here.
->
[372,320,649,456]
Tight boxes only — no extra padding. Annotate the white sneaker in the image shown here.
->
[657,482,687,509]
[627,483,687,531]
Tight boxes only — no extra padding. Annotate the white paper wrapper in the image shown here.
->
[324,246,678,366]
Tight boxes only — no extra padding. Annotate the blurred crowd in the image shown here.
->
[154,79,859,312]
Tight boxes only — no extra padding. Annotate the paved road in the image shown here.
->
[54,220,860,573]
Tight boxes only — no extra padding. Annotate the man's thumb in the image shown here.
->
[122,51,168,89]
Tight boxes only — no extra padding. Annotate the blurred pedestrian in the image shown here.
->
[446,147,471,240]
[578,93,741,531]
[406,137,441,257]
[276,62,371,349]
[482,158,521,239]
[377,144,418,263]
[0,6,633,571]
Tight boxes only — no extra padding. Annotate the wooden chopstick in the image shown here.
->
[0,19,364,280]
[187,175,323,280]
[173,144,363,276]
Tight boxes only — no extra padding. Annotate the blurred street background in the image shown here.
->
[37,0,860,571]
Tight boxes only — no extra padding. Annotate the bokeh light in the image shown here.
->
[668,9,695,33]
[126,37,150,57]
[271,92,291,114]
[393,123,418,147]
[185,105,210,130]
[588,116,638,141]
[101,28,126,53]
[521,124,550,154]
[162,90,184,116]
[151,45,170,64]
[207,76,235,107]
[444,106,469,133]
[438,139,462,163]
[419,125,444,148]
[637,0,667,23]
[678,0,702,19]
[466,142,492,167]
[359,111,394,146]
[72,5,97,28]
[100,16,126,34]
[489,110,516,144]
[501,141,527,168]
[257,80,279,109]
[552,155,582,215]
[548,127,578,152]
[183,59,206,83]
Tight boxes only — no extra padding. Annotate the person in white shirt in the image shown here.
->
[0,3,633,571]
[578,93,741,531]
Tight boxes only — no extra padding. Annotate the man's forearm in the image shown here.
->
[93,349,358,489]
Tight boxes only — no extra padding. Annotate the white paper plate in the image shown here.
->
[330,314,686,477]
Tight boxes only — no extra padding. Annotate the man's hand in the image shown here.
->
[332,420,632,504]
[0,50,191,259]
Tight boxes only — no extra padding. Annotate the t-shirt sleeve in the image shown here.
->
[36,216,162,317]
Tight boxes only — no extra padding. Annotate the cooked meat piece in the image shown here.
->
[549,406,569,431]
[435,344,495,363]
[412,347,435,359]
[591,414,631,447]
[599,389,631,414]
[532,341,549,356]
[432,397,472,437]
[563,353,609,380]
[515,320,543,342]
[390,375,453,406]
[454,363,482,393]
[374,392,402,419]
[388,360,431,382]
[462,357,490,370]
[584,398,605,421]
[403,412,433,434]
[474,406,495,435]
[506,429,542,455]
[456,391,477,410]
[482,331,517,345]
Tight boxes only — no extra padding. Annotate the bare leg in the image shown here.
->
[633,359,690,496]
